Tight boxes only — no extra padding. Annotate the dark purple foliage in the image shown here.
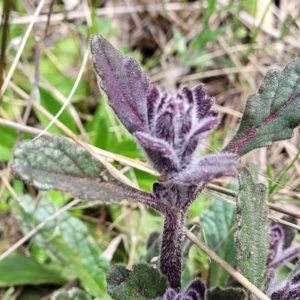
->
[264,222,300,299]
[160,279,205,300]
[90,34,239,290]
[90,35,238,191]
[267,223,300,269]
[268,272,300,300]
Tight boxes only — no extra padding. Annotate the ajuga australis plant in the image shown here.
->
[10,34,300,299]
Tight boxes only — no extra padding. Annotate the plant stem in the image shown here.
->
[160,207,185,291]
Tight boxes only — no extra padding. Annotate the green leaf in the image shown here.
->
[51,287,92,300]
[11,136,154,205]
[206,287,247,300]
[0,255,66,286]
[224,59,300,156]
[106,262,167,300]
[200,195,236,286]
[12,195,109,297]
[235,167,268,290]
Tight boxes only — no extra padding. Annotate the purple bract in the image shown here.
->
[90,34,239,290]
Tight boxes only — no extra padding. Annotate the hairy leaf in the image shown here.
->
[206,287,247,300]
[90,34,149,134]
[11,136,155,205]
[12,195,109,297]
[0,255,66,286]
[224,59,300,156]
[171,153,238,185]
[235,167,268,291]
[106,262,167,300]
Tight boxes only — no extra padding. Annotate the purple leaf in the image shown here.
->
[180,117,219,164]
[145,84,219,165]
[90,34,149,133]
[147,85,162,131]
[183,279,206,300]
[160,279,205,300]
[268,223,300,269]
[134,131,180,175]
[193,83,217,120]
[270,280,300,300]
[170,153,238,185]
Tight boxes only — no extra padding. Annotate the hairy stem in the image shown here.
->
[160,207,185,291]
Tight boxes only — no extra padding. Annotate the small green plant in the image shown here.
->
[10,35,300,299]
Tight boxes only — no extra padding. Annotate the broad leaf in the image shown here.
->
[0,255,66,286]
[11,136,155,206]
[224,59,300,156]
[12,195,109,297]
[235,167,268,291]
[106,262,167,300]
[200,194,236,287]
[206,287,247,300]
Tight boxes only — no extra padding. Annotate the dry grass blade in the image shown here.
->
[184,228,271,300]
[33,46,89,141]
[204,190,300,231]
[10,2,202,25]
